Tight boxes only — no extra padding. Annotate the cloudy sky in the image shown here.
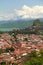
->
[0,0,43,20]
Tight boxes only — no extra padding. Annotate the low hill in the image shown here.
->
[0,19,33,31]
[0,18,43,32]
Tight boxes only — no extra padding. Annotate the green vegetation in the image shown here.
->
[24,58,42,65]
[24,50,43,65]
[0,20,33,31]
[9,62,18,65]
[30,50,37,57]
[12,33,17,38]
[40,49,43,56]
[13,19,43,35]
[38,31,43,35]
[0,62,6,65]
[0,62,18,65]
[0,19,43,35]
[5,47,14,52]
[24,38,28,41]
[0,48,3,54]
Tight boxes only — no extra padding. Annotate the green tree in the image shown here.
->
[1,62,6,65]
[30,50,37,57]
[24,38,28,41]
[9,62,18,65]
[30,59,42,65]
[40,49,43,56]
[5,47,14,52]
[24,58,42,65]
[0,48,3,54]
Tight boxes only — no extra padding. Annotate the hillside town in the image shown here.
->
[0,33,43,65]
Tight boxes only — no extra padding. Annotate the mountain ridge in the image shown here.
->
[0,18,43,31]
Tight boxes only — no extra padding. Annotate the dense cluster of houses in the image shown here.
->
[0,33,43,65]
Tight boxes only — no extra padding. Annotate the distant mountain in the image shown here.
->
[0,18,43,31]
[0,19,33,30]
[8,19,43,34]
[39,18,43,21]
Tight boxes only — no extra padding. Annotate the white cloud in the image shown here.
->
[15,5,43,19]
[0,5,43,20]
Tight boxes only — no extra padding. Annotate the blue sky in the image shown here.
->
[0,0,43,12]
[0,0,43,20]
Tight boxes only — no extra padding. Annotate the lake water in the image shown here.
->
[0,28,19,31]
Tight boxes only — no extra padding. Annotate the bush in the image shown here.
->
[5,47,14,52]
[0,48,3,54]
